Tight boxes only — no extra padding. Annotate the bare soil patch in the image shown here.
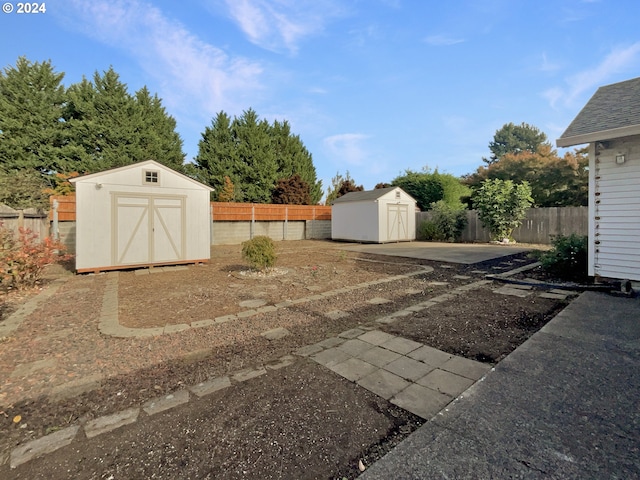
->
[0,240,573,479]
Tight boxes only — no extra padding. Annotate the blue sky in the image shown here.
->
[2,0,640,197]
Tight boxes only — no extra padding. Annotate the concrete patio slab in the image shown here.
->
[337,338,376,356]
[339,242,530,264]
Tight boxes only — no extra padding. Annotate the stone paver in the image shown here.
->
[357,369,411,400]
[440,356,491,380]
[408,345,453,367]
[367,297,392,305]
[188,376,232,397]
[317,337,345,348]
[391,383,452,419]
[232,367,267,383]
[358,330,397,346]
[325,310,350,320]
[380,337,422,355]
[266,355,296,370]
[357,346,402,367]
[416,369,475,397]
[330,358,378,382]
[142,389,190,416]
[10,425,80,468]
[339,327,367,339]
[540,292,568,300]
[295,344,324,357]
[494,286,532,297]
[239,299,267,308]
[311,347,351,367]
[384,356,435,382]
[260,327,290,340]
[337,339,376,356]
[84,408,140,439]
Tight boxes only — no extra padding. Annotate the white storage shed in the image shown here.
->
[331,187,417,243]
[557,76,640,282]
[70,160,213,273]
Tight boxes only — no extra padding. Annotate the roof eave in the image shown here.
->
[557,124,640,148]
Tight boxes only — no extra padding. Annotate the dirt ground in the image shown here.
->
[0,240,572,479]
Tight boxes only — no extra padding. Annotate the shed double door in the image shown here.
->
[112,194,186,266]
[387,204,409,241]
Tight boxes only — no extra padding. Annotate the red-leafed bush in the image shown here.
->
[0,224,72,290]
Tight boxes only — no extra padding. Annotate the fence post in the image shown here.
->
[52,199,59,241]
[251,205,255,239]
[284,206,288,241]
[210,204,214,246]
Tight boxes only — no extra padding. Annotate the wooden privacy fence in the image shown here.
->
[49,196,332,221]
[0,204,49,239]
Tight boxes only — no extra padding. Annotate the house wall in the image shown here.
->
[331,202,380,242]
[73,163,211,272]
[589,135,640,281]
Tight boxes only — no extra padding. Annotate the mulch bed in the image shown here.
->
[0,241,575,478]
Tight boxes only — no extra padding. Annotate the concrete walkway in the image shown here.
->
[361,291,640,479]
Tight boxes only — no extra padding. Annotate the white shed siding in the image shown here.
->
[72,161,212,272]
[590,135,640,281]
[331,201,380,242]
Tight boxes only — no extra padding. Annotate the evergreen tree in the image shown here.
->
[0,57,81,174]
[64,67,184,172]
[324,171,363,205]
[193,109,322,204]
[485,122,549,164]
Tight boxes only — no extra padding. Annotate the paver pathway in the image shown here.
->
[297,329,491,419]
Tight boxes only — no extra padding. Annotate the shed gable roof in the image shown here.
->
[70,160,213,191]
[332,186,415,204]
[557,76,640,147]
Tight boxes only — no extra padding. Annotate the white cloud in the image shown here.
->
[424,34,465,46]
[323,133,370,166]
[65,0,264,116]
[539,52,561,72]
[544,42,640,108]
[223,0,347,54]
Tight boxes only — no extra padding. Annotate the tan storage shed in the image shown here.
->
[70,160,213,273]
[331,187,417,243]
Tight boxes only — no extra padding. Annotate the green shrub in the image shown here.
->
[418,201,468,242]
[538,234,588,281]
[241,235,277,271]
[417,220,438,241]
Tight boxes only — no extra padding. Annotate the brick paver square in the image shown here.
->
[357,346,402,367]
[329,358,378,382]
[358,330,396,346]
[384,356,435,381]
[416,368,475,397]
[357,369,410,400]
[407,345,453,367]
[391,383,452,420]
[380,337,422,355]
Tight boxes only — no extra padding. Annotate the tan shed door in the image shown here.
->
[113,194,186,266]
[387,204,409,241]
